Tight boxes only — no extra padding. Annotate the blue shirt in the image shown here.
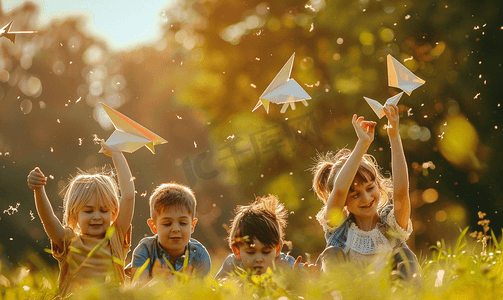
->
[214,252,298,280]
[125,235,211,279]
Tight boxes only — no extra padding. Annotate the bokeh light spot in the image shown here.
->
[20,99,33,115]
[422,188,439,203]
[435,210,447,222]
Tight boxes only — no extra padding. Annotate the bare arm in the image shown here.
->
[325,115,376,226]
[384,104,410,230]
[27,168,65,247]
[101,142,135,235]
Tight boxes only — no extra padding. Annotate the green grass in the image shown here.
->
[1,226,502,299]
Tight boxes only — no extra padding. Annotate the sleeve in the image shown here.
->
[191,243,211,277]
[51,227,75,261]
[125,238,152,277]
[214,254,238,280]
[385,208,413,241]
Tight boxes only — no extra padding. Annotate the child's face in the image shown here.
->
[233,238,281,275]
[346,179,380,218]
[77,196,115,237]
[148,206,197,259]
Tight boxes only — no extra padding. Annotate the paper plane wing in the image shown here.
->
[103,130,151,153]
[260,53,295,99]
[100,103,167,154]
[364,96,386,119]
[261,79,311,104]
[384,92,404,107]
[387,55,425,95]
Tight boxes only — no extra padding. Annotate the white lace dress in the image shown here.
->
[321,208,413,267]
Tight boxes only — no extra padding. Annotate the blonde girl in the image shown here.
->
[27,142,135,294]
[312,104,421,283]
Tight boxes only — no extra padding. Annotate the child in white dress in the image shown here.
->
[311,105,421,284]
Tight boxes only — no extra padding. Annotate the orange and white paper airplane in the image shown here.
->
[100,103,167,153]
[252,53,311,114]
[364,92,404,119]
[387,55,425,95]
[0,21,37,43]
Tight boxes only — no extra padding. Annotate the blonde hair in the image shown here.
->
[228,195,288,249]
[63,173,120,233]
[311,149,392,225]
[149,182,196,221]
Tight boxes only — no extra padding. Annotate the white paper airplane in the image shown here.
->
[387,55,425,95]
[100,103,167,154]
[252,53,311,114]
[0,21,37,43]
[364,92,404,119]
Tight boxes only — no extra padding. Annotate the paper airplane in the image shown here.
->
[387,55,425,95]
[252,53,311,114]
[0,21,37,43]
[364,92,404,119]
[100,103,167,154]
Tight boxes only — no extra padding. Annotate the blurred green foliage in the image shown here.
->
[0,0,502,273]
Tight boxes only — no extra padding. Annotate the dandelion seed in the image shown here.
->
[424,115,428,118]
[298,130,302,133]
[255,30,262,36]
[250,83,257,88]
[23,286,30,291]
[443,122,447,126]
[78,138,83,145]
[301,198,304,201]
[69,61,73,64]
[17,96,20,99]
[474,26,480,30]
[255,57,260,61]
[309,23,314,32]
[49,175,54,179]
[50,147,54,152]
[260,174,264,178]
[181,61,183,65]
[9,238,13,240]
[404,56,413,62]
[405,14,411,20]
[60,43,63,46]
[141,191,148,197]
[495,126,498,129]
[76,97,82,103]
[194,141,197,148]
[407,108,413,116]
[3,203,20,215]
[212,203,216,207]
[226,134,235,140]
[474,93,481,99]
[289,172,293,175]
[438,132,445,139]
[484,80,487,85]
[176,115,182,119]
[57,119,60,123]
[30,210,35,220]
[305,4,315,11]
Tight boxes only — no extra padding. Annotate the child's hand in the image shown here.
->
[27,167,47,190]
[384,104,400,138]
[152,259,174,280]
[293,256,319,275]
[98,140,120,157]
[352,114,376,145]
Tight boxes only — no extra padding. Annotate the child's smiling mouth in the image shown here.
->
[359,199,375,209]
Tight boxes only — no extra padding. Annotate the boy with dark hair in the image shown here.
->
[215,195,304,279]
[126,183,211,285]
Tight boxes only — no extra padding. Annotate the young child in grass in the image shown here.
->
[27,142,135,294]
[126,183,211,286]
[215,195,308,280]
[311,105,421,283]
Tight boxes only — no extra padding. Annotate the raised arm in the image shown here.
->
[27,167,65,247]
[100,142,135,235]
[325,115,376,226]
[384,104,410,230]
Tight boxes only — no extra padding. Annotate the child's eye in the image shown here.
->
[263,251,271,254]
[163,223,172,227]
[180,222,188,226]
[351,193,359,198]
